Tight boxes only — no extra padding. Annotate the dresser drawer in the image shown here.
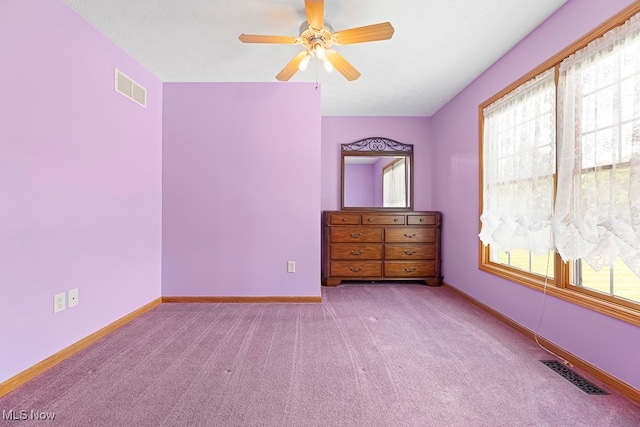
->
[385,228,435,243]
[331,227,382,243]
[331,244,382,260]
[384,244,435,260]
[384,261,436,277]
[329,213,361,225]
[362,214,405,225]
[408,214,437,225]
[331,261,382,277]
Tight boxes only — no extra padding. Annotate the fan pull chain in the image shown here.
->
[315,56,319,89]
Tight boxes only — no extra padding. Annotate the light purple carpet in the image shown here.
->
[2,284,639,426]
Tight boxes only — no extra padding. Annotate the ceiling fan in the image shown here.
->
[238,0,394,81]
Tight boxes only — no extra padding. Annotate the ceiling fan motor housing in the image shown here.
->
[298,21,335,52]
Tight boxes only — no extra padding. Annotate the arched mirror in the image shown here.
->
[341,137,413,210]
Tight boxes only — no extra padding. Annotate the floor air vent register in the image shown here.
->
[540,360,608,395]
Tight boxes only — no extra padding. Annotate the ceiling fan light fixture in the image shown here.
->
[322,57,334,73]
[298,52,312,71]
[239,1,394,81]
[313,41,327,60]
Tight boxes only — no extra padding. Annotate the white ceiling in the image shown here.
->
[63,0,569,116]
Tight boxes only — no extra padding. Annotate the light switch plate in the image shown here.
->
[68,288,78,307]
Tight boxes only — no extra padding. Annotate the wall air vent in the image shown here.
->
[115,68,146,107]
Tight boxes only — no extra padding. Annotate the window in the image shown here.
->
[573,259,640,305]
[383,158,407,207]
[556,24,640,307]
[480,69,556,261]
[493,248,555,279]
[480,4,640,325]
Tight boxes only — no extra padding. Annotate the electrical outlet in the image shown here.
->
[54,292,66,313]
[68,288,78,308]
[287,261,295,273]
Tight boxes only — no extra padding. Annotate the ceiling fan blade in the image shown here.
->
[325,50,361,81]
[305,0,324,30]
[238,34,297,44]
[276,51,309,81]
[333,22,395,45]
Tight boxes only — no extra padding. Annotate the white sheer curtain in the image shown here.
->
[554,14,640,277]
[383,158,406,207]
[479,69,556,255]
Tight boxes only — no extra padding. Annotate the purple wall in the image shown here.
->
[430,0,640,389]
[162,83,321,297]
[321,117,431,211]
[0,0,163,383]
[343,163,375,206]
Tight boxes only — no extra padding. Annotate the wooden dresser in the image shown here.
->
[322,210,442,286]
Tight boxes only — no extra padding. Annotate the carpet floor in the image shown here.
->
[1,284,639,426]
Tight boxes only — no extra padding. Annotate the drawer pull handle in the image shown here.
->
[350,266,363,272]
[419,218,424,222]
[404,267,417,273]
[342,217,348,222]
[404,233,417,238]
[368,218,373,222]
[350,232,364,238]
[404,250,417,255]
[394,218,399,222]
[350,250,364,255]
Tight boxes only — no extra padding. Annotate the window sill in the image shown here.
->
[479,262,640,327]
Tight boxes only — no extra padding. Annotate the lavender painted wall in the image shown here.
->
[321,117,431,211]
[344,163,375,206]
[430,0,640,389]
[0,0,162,383]
[162,83,321,297]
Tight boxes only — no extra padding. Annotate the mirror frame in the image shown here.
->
[340,137,414,210]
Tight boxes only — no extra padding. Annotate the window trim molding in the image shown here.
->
[478,0,640,328]
[479,252,640,327]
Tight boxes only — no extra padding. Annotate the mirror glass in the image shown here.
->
[340,138,413,210]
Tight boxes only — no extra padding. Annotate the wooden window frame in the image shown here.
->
[478,1,640,327]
